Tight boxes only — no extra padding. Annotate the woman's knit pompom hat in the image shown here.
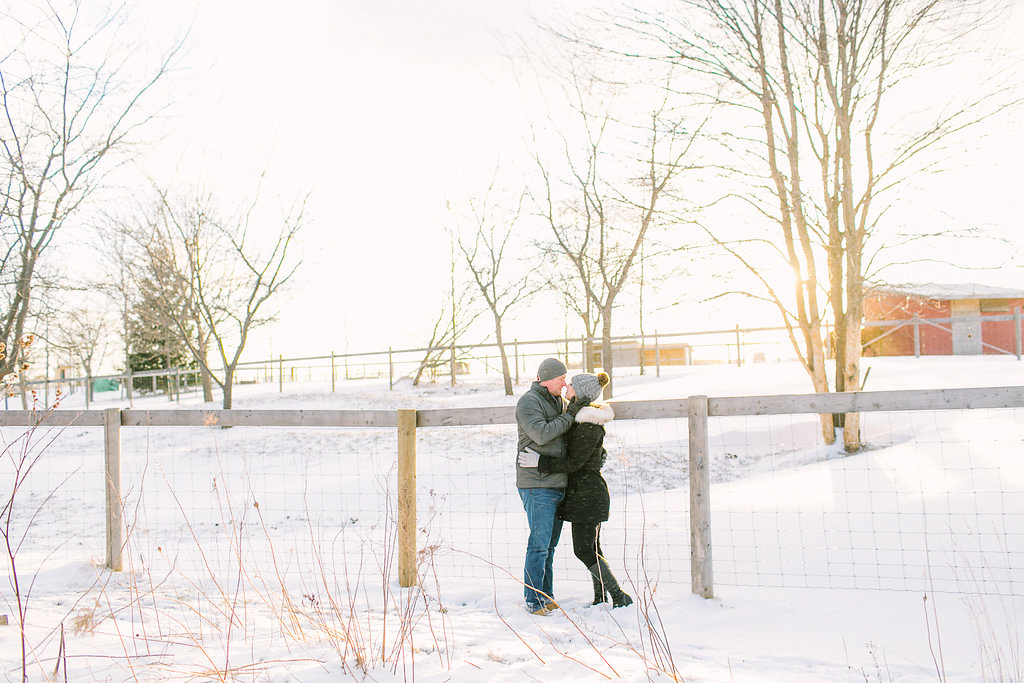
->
[571,372,610,404]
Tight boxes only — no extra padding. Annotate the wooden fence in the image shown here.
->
[863,308,1024,358]
[19,324,801,403]
[4,384,1022,598]
[25,310,1024,407]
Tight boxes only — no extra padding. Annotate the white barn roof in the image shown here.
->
[868,282,1024,300]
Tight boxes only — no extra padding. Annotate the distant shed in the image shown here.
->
[863,283,1024,356]
[590,340,692,368]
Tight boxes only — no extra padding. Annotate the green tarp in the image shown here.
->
[92,378,120,393]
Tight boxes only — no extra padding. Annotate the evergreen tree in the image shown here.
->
[125,250,196,393]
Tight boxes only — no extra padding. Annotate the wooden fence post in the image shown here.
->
[1015,306,1022,360]
[126,367,133,408]
[654,331,661,377]
[688,395,712,598]
[450,343,456,387]
[104,408,123,571]
[913,314,921,357]
[514,339,520,384]
[639,332,647,376]
[397,409,418,587]
[278,355,284,393]
[388,347,394,389]
[735,325,742,367]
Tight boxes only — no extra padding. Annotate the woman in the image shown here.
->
[518,372,633,608]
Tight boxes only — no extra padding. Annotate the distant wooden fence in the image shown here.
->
[20,325,802,403]
[25,311,1023,407]
[4,384,1023,598]
[863,308,1024,358]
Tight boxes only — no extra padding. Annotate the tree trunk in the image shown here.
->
[837,63,862,452]
[494,314,513,396]
[7,255,36,405]
[842,264,864,453]
[582,310,596,373]
[222,365,234,409]
[18,373,28,410]
[808,331,834,445]
[828,203,847,434]
[201,366,214,402]
[600,312,614,398]
[827,179,846,391]
[198,338,214,402]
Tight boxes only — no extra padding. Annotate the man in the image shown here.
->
[515,357,584,615]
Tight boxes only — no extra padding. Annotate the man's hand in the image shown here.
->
[518,448,541,468]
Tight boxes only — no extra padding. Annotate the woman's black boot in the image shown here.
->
[591,572,608,605]
[587,558,632,608]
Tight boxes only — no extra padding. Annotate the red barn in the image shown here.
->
[863,283,1024,356]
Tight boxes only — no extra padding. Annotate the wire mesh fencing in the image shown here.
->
[412,418,692,593]
[709,407,1024,596]
[0,419,107,577]
[115,423,403,600]
[3,388,1024,613]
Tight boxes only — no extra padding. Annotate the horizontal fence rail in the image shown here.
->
[709,386,1024,415]
[3,384,1023,601]
[17,386,1024,425]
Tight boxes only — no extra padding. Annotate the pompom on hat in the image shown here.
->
[537,357,568,382]
[571,372,609,404]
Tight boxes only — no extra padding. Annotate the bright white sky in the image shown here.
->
[137,0,582,360]
[123,0,1023,363]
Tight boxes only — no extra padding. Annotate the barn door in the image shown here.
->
[951,299,982,355]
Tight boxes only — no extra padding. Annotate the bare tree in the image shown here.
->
[47,306,111,409]
[533,229,601,374]
[533,80,698,397]
[128,185,305,409]
[452,185,536,395]
[0,2,184,407]
[103,262,136,406]
[411,234,483,387]
[410,290,481,387]
[632,234,685,375]
[614,0,1017,448]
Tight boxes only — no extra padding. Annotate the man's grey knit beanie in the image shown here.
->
[537,357,567,382]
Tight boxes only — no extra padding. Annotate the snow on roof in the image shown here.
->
[868,282,1024,300]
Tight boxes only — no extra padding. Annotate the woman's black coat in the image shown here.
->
[537,403,614,525]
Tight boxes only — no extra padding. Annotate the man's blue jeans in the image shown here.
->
[519,487,565,609]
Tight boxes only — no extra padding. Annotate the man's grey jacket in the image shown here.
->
[515,381,577,489]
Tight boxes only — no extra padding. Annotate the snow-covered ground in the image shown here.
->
[2,356,1024,682]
